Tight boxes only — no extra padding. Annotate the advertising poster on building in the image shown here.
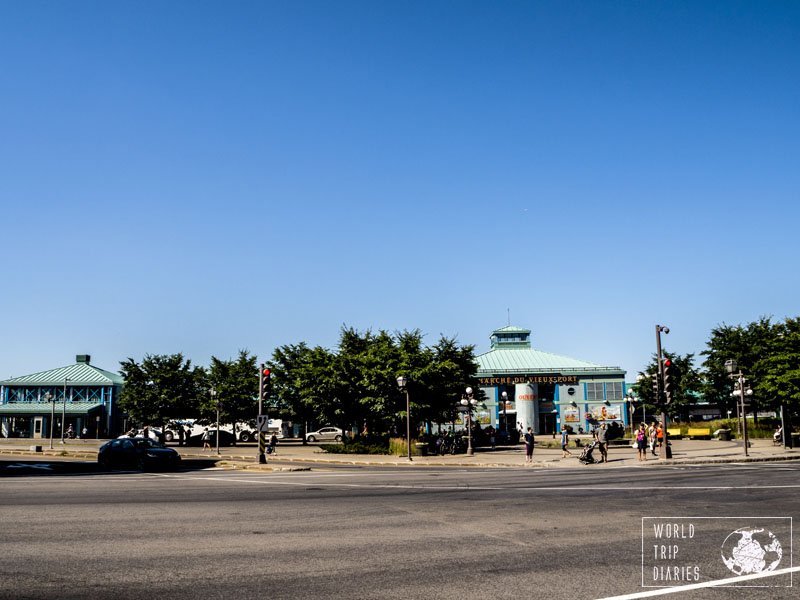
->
[563,407,580,423]
[587,404,621,421]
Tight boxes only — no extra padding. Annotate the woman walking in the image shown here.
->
[635,423,648,461]
[560,427,572,458]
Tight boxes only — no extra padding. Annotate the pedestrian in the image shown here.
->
[560,427,572,458]
[596,422,609,463]
[647,422,658,456]
[66,425,74,439]
[269,433,278,455]
[489,427,496,450]
[81,426,88,440]
[201,427,211,452]
[656,422,664,453]
[635,423,648,461]
[524,427,535,464]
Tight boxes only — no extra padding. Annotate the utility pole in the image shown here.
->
[655,325,670,459]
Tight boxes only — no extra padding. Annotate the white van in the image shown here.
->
[162,419,283,443]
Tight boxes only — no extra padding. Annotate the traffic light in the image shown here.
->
[651,371,661,403]
[663,359,675,404]
[259,365,271,404]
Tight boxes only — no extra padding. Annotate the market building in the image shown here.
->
[475,326,629,436]
[0,355,123,439]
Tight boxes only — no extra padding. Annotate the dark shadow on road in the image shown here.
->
[0,458,221,477]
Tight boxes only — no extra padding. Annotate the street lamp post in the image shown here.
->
[626,389,637,434]
[396,375,412,462]
[60,378,70,443]
[211,388,220,456]
[461,387,478,456]
[45,392,54,449]
[725,360,753,457]
[634,374,645,426]
[501,391,509,440]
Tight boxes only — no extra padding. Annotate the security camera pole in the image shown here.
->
[655,324,670,460]
[725,359,752,457]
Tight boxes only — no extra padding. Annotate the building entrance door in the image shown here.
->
[33,416,44,439]
[541,413,557,436]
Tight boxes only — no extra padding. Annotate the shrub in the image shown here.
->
[390,437,430,456]
[670,418,780,439]
[320,440,389,455]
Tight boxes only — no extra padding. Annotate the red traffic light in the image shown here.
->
[663,359,672,368]
[263,368,271,377]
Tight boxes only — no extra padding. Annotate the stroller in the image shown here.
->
[579,440,599,465]
[773,427,783,446]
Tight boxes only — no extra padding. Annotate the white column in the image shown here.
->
[515,383,538,434]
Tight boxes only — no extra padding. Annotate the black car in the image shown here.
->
[98,438,182,471]
[186,429,237,447]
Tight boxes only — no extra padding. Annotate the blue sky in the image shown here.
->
[1,1,798,380]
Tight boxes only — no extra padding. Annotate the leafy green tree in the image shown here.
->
[267,327,480,437]
[755,317,800,420]
[202,350,259,441]
[701,317,779,421]
[118,353,205,431]
[420,335,481,426]
[268,342,336,440]
[632,352,702,419]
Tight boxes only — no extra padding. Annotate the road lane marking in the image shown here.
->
[596,566,799,599]
[144,472,800,492]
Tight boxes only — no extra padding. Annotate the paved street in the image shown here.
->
[1,460,798,600]
[2,436,796,470]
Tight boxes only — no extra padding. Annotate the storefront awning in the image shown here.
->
[0,402,104,415]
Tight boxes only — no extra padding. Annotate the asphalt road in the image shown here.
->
[1,462,798,600]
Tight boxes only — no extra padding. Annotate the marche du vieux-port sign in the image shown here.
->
[477,374,579,386]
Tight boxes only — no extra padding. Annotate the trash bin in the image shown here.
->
[718,430,731,441]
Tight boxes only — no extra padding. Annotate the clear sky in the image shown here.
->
[1,1,798,381]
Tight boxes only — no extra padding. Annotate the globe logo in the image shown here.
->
[721,527,783,576]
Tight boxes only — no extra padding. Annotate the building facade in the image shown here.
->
[0,355,123,439]
[476,326,629,435]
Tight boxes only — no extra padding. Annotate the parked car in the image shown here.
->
[117,428,161,441]
[186,429,237,447]
[98,438,181,471]
[305,426,343,443]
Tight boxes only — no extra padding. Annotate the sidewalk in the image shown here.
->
[2,437,797,469]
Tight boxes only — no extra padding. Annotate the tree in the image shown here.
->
[755,317,800,420]
[118,353,205,432]
[701,317,779,421]
[267,327,480,437]
[632,352,702,419]
[267,342,337,441]
[202,350,259,441]
[422,335,481,426]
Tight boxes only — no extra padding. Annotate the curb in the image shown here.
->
[2,449,798,469]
